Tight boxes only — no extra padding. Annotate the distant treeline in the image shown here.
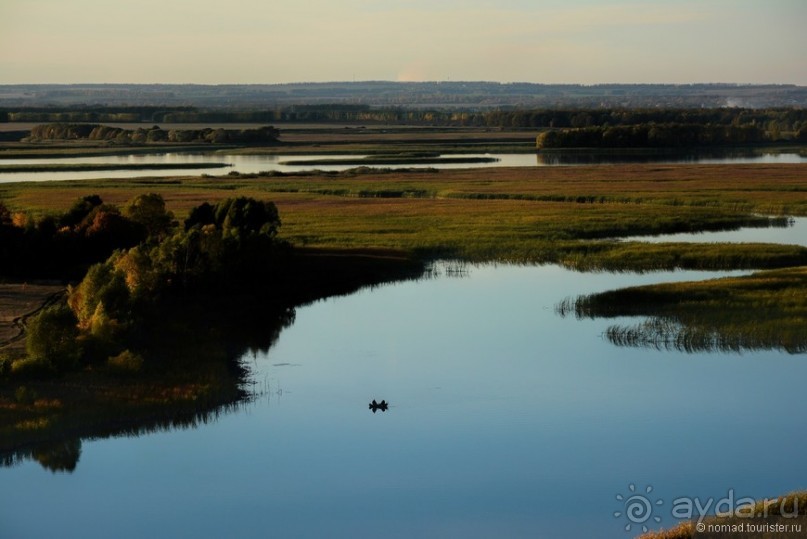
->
[4,106,807,138]
[488,108,807,132]
[0,106,195,124]
[25,124,279,144]
[536,124,770,149]
[3,82,807,108]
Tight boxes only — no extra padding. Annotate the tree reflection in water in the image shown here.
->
[1,303,296,473]
[1,250,425,472]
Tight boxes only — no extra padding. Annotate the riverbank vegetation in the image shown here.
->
[557,266,807,353]
[0,246,421,471]
[25,123,279,145]
[0,192,423,464]
[278,155,499,166]
[536,124,768,149]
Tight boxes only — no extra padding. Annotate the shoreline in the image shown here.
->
[0,247,425,465]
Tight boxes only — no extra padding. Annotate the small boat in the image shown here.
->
[369,399,389,412]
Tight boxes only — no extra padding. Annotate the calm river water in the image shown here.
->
[1,150,806,183]
[2,220,806,538]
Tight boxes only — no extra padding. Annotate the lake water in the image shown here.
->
[1,150,806,183]
[618,216,807,246]
[2,230,806,539]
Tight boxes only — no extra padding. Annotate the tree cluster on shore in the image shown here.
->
[0,195,151,279]
[24,124,279,144]
[1,194,288,379]
[536,123,768,149]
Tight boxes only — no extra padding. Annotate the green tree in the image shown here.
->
[68,262,131,331]
[25,303,82,373]
[124,193,175,241]
[184,202,215,230]
[60,195,103,229]
[217,197,280,239]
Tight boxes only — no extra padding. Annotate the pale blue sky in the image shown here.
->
[0,0,804,84]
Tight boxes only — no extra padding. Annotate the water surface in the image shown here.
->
[1,150,805,183]
[617,216,807,246]
[2,260,804,539]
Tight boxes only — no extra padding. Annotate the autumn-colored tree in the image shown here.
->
[124,193,175,241]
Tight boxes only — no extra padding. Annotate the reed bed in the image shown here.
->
[558,267,807,353]
[3,164,806,270]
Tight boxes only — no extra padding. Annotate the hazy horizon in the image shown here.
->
[2,80,805,87]
[1,0,805,86]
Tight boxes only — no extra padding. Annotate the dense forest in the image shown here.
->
[4,106,807,140]
[536,124,771,148]
[5,108,806,148]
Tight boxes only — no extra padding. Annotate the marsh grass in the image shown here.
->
[279,155,500,166]
[558,267,807,353]
[2,164,806,270]
[558,241,807,272]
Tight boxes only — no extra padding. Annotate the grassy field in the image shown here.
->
[2,163,806,269]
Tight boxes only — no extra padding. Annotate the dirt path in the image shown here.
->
[0,283,66,353]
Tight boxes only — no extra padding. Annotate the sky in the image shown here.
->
[0,0,805,85]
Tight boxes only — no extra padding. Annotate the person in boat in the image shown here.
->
[369,399,389,411]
